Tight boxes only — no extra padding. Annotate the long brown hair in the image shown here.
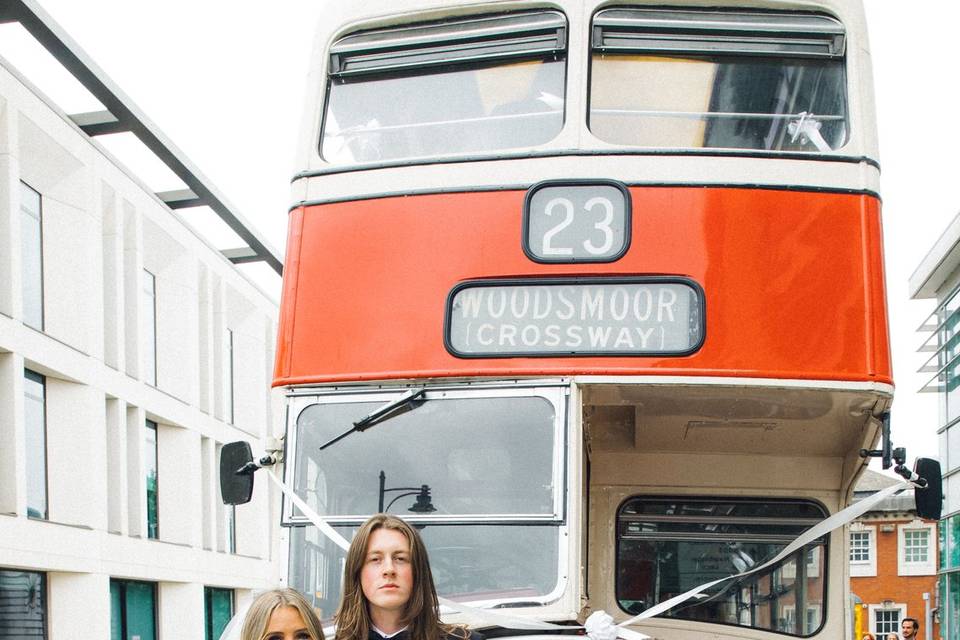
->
[241,588,325,640]
[335,514,464,640]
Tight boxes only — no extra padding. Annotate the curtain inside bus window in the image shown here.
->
[322,11,566,164]
[589,9,848,152]
[616,497,828,636]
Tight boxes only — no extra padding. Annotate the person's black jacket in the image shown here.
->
[368,628,484,640]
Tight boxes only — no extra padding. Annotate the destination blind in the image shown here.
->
[446,278,703,357]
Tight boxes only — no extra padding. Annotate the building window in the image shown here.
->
[849,524,877,577]
[20,182,43,331]
[145,419,159,539]
[850,531,871,562]
[873,606,904,637]
[204,587,233,640]
[23,369,47,520]
[899,521,936,576]
[226,328,235,424]
[142,270,157,386]
[0,569,46,637]
[940,291,960,423]
[945,572,960,640]
[905,529,929,563]
[948,514,960,570]
[110,579,156,640]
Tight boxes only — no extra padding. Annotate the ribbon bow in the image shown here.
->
[585,611,650,640]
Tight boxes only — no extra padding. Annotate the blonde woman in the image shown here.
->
[334,514,480,640]
[240,588,325,640]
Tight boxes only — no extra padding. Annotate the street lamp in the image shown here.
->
[378,470,437,513]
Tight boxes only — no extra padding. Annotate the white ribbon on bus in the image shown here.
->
[220,470,912,640]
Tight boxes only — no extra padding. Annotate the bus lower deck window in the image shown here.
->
[617,496,828,636]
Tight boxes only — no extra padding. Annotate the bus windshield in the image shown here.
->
[286,385,567,617]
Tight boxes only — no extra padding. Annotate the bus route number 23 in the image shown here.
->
[524,182,630,262]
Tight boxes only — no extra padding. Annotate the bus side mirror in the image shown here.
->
[914,457,943,521]
[220,441,255,505]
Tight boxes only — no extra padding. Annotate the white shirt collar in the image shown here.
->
[372,625,408,638]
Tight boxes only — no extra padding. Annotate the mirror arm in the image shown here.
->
[236,453,279,475]
[894,463,929,488]
[857,414,943,520]
[859,412,893,469]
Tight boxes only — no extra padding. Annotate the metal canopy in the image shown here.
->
[0,0,283,275]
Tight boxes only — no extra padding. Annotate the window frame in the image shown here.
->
[870,603,906,637]
[283,381,569,525]
[145,419,159,540]
[849,523,877,576]
[590,8,845,59]
[587,7,849,154]
[142,269,157,387]
[23,368,48,520]
[284,381,572,615]
[226,328,235,425]
[320,10,569,165]
[615,495,829,637]
[0,568,48,638]
[19,181,44,331]
[204,586,234,640]
[328,11,567,78]
[111,579,158,640]
[898,520,936,576]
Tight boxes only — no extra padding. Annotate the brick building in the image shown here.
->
[850,470,939,639]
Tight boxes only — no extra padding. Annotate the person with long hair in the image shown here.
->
[240,588,325,640]
[335,514,480,640]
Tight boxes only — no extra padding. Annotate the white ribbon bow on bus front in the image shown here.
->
[220,471,912,640]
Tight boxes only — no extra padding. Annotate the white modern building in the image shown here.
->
[910,211,960,639]
[0,2,283,638]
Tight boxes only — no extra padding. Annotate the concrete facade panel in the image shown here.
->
[0,42,280,639]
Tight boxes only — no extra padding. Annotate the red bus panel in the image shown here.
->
[275,186,890,386]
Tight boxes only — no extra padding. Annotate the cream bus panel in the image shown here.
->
[294,0,878,180]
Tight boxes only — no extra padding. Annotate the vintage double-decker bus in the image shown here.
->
[221,1,930,638]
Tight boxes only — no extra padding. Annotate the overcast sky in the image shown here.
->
[1,1,954,468]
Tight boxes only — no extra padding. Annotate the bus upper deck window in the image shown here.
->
[322,12,567,164]
[589,9,848,153]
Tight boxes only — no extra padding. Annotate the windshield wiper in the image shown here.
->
[318,387,426,450]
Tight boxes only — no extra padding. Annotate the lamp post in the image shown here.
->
[378,470,437,513]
